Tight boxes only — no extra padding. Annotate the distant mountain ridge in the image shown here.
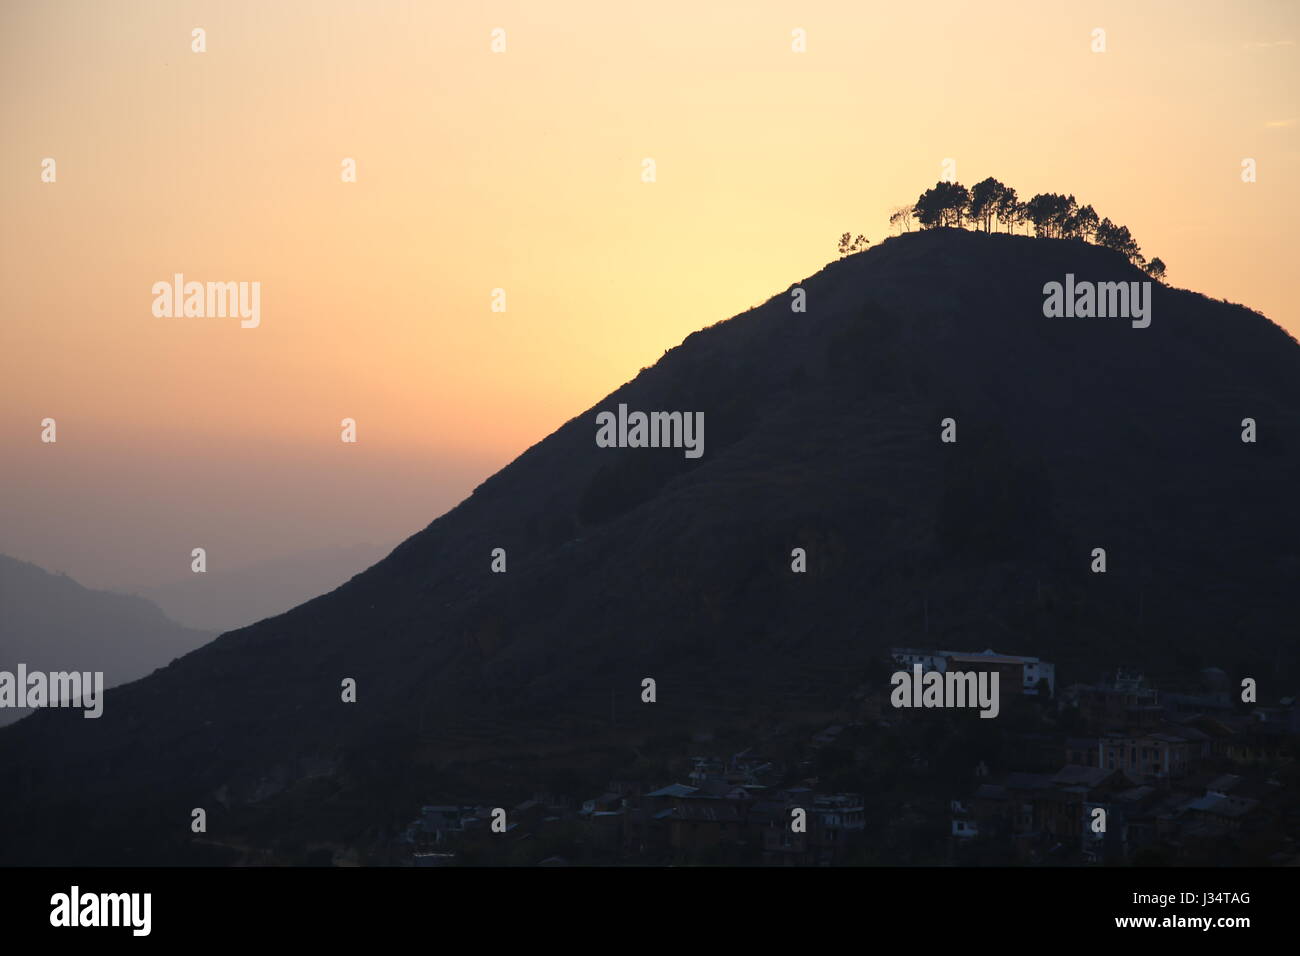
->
[0,555,212,726]
[2,228,1298,864]
[137,542,389,634]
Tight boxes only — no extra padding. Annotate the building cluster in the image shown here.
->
[397,652,1297,866]
[950,669,1299,864]
[402,748,866,866]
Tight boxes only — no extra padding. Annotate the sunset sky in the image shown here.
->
[2,0,1297,594]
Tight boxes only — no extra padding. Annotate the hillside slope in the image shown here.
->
[2,229,1298,863]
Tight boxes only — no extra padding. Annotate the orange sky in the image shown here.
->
[2,0,1297,591]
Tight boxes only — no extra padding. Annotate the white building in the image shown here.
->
[890,647,947,673]
[890,647,1055,697]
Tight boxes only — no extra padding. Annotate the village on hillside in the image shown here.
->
[392,649,1300,867]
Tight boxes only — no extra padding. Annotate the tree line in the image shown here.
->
[840,177,1166,281]
[888,178,1165,280]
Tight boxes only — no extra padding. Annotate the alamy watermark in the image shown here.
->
[595,403,704,459]
[0,665,103,718]
[50,886,150,936]
[890,662,1000,718]
[152,274,261,328]
[1042,274,1151,328]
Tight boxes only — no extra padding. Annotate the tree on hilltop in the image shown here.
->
[968,177,1008,234]
[1070,204,1099,242]
[1025,193,1078,239]
[838,232,870,257]
[915,181,971,229]
[888,205,914,233]
[890,177,1151,266]
[1095,218,1144,265]
[995,186,1023,234]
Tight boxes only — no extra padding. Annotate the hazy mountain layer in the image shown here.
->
[0,556,212,726]
[138,543,389,634]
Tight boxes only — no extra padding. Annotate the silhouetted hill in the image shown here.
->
[0,556,212,726]
[3,229,1298,863]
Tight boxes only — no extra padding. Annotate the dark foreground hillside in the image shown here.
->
[3,228,1298,864]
